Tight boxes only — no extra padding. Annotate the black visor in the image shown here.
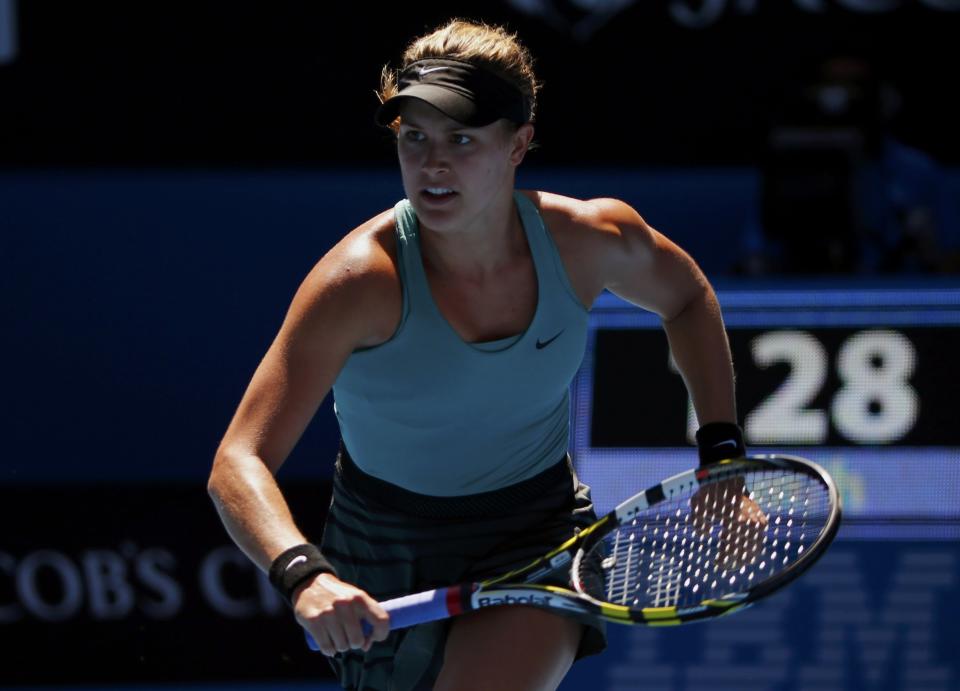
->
[375,58,530,128]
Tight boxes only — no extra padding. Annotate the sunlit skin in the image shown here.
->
[395,100,535,277]
[690,477,768,570]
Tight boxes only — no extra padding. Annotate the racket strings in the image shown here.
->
[579,469,833,609]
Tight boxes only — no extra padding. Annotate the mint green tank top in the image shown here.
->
[331,191,589,496]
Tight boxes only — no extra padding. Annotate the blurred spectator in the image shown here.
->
[738,56,959,275]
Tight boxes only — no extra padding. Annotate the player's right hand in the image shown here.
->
[292,573,390,656]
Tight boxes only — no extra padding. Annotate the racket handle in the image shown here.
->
[304,587,465,651]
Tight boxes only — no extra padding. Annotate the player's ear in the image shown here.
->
[508,122,535,166]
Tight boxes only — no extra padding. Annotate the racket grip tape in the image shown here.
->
[304,585,472,650]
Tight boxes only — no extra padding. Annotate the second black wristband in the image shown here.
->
[695,421,746,467]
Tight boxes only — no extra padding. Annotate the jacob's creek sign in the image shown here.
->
[0,544,284,623]
[0,482,335,683]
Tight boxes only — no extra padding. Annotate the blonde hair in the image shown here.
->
[378,19,540,132]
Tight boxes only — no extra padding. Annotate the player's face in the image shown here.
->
[396,100,528,231]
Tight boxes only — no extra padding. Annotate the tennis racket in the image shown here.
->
[305,453,840,649]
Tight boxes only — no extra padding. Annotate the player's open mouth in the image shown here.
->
[421,187,458,204]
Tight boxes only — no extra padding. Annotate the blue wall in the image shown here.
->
[2,167,772,484]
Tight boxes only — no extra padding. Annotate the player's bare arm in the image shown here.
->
[207,210,398,653]
[581,197,737,426]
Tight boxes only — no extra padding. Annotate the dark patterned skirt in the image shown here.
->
[319,443,607,691]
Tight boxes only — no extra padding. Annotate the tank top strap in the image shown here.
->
[514,190,550,263]
[392,198,431,327]
[513,191,584,311]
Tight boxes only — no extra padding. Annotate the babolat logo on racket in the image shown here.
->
[476,592,554,608]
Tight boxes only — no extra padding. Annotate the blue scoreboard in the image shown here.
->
[571,286,960,539]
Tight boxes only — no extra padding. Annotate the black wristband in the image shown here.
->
[695,421,746,467]
[268,543,338,605]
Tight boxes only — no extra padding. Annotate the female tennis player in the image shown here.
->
[208,19,746,691]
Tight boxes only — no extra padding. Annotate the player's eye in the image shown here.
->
[403,130,425,142]
[451,134,472,145]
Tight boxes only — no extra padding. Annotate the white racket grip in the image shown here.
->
[306,587,461,650]
[378,588,455,631]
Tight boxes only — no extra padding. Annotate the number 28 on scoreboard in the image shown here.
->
[590,326,958,448]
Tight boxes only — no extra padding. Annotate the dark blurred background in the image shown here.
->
[4,1,960,275]
[3,1,960,168]
[2,2,959,690]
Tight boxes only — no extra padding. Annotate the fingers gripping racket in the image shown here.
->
[305,454,840,649]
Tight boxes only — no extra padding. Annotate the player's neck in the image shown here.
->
[420,193,527,281]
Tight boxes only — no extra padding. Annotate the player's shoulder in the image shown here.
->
[291,208,401,344]
[308,208,399,294]
[516,191,656,308]
[519,190,652,251]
